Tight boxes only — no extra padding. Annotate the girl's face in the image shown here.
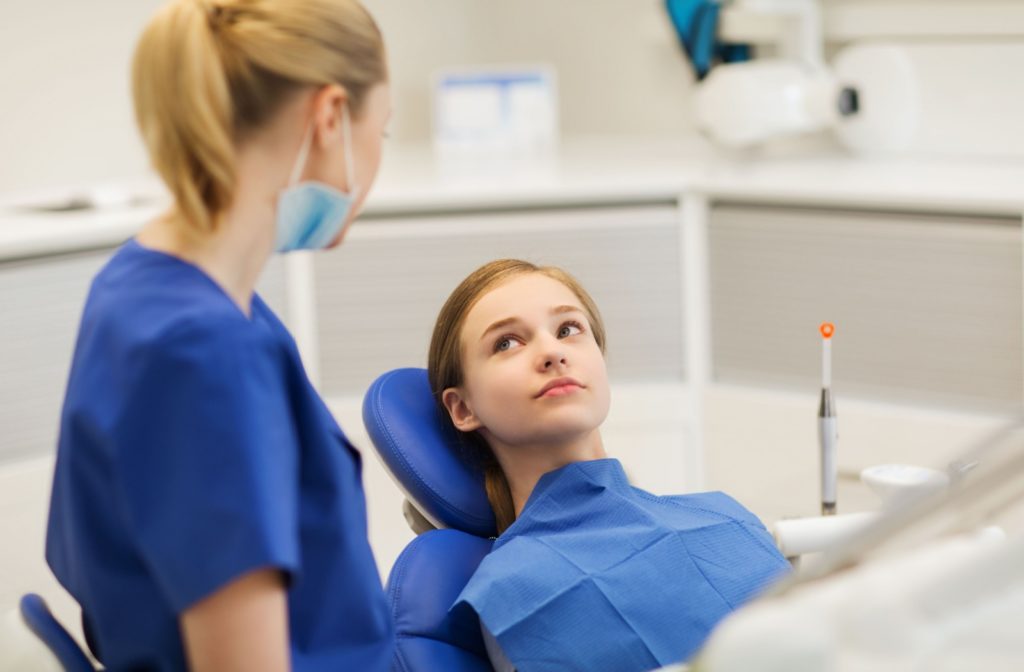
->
[443,273,611,448]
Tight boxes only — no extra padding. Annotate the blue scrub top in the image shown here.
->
[46,239,394,671]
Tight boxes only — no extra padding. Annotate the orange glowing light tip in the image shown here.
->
[820,322,835,339]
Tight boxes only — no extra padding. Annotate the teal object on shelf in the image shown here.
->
[665,0,750,79]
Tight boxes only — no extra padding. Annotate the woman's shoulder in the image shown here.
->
[71,294,287,419]
[84,245,283,360]
[104,293,274,364]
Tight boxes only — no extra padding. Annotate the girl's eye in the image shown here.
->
[495,336,521,353]
[558,322,583,338]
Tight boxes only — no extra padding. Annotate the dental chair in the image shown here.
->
[363,368,854,672]
[363,368,497,672]
[16,594,94,671]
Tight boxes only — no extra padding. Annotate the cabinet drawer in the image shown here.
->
[0,250,110,462]
[710,203,1022,412]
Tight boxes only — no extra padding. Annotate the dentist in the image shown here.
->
[45,0,393,669]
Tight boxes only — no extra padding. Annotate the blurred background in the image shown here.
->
[1,0,1023,655]
[0,0,697,192]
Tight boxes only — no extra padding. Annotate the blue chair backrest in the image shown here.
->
[385,530,493,671]
[19,593,94,672]
[363,368,496,671]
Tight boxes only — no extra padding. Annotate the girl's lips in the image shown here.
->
[536,376,584,398]
[539,383,582,398]
[536,376,585,399]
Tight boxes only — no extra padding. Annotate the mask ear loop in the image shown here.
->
[286,104,357,193]
[287,122,315,187]
[341,104,360,199]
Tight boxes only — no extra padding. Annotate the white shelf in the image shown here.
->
[2,137,1022,261]
[720,1,1024,44]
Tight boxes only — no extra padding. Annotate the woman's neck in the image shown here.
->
[137,147,280,317]
[490,429,607,519]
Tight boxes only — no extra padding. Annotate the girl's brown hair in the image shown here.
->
[427,259,606,534]
[131,0,386,232]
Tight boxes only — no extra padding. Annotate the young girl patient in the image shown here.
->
[428,259,790,672]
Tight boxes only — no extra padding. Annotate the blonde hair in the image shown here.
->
[428,259,607,534]
[132,0,386,232]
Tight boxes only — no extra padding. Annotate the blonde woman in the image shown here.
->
[45,1,393,669]
[429,260,790,672]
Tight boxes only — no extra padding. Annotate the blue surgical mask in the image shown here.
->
[274,105,360,253]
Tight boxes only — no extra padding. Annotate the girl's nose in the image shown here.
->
[539,349,568,371]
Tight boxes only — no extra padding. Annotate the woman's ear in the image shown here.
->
[442,387,482,433]
[312,83,348,149]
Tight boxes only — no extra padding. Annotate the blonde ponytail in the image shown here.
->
[132,1,234,231]
[131,0,385,233]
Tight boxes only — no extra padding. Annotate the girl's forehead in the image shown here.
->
[464,274,583,332]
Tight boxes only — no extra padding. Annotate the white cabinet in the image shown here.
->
[703,202,1022,522]
[0,250,110,463]
[709,203,1022,412]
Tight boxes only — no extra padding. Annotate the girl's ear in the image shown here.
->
[442,387,483,433]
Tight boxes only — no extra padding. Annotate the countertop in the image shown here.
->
[2,136,1022,261]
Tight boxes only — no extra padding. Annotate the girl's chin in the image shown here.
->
[500,424,604,448]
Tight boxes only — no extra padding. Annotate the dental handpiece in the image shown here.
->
[819,322,838,516]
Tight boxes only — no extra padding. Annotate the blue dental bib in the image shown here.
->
[452,459,789,671]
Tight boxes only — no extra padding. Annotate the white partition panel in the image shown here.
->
[710,203,1022,413]
[313,205,686,398]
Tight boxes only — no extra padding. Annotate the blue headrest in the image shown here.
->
[386,529,494,672]
[362,368,497,538]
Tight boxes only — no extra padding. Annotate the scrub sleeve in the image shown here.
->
[113,318,300,613]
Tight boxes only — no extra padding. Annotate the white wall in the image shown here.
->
[0,1,162,194]
[3,0,1017,193]
[362,0,695,143]
[0,0,696,194]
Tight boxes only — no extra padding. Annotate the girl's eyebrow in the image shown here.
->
[479,306,585,342]
[479,317,521,342]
